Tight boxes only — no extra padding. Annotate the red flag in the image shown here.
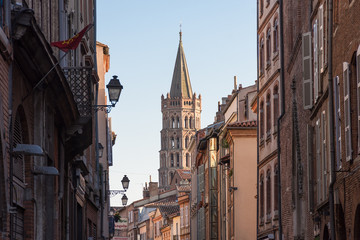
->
[51,24,93,52]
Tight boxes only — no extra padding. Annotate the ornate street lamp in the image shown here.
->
[121,194,128,206]
[108,175,130,199]
[94,75,123,113]
[121,175,130,190]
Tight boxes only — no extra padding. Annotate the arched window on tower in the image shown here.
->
[172,117,175,128]
[176,153,180,167]
[176,137,180,149]
[171,154,174,167]
[185,117,188,128]
[185,136,189,149]
[171,137,175,149]
[176,117,180,128]
[189,117,193,129]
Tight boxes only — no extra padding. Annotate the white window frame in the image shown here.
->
[302,32,313,109]
[343,62,352,161]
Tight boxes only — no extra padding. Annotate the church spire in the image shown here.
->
[169,30,193,99]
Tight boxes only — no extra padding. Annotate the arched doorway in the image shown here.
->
[336,203,346,240]
[354,204,360,240]
[323,225,329,240]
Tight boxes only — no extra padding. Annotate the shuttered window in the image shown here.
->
[319,5,324,73]
[321,110,327,200]
[302,32,313,109]
[343,62,352,161]
[315,120,321,203]
[313,21,319,102]
[307,125,314,212]
[357,46,360,153]
[334,76,342,170]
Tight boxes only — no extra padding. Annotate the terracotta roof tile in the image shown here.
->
[227,120,257,128]
[176,169,191,180]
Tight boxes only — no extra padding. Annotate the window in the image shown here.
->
[189,117,193,129]
[313,20,319,102]
[177,117,180,128]
[273,85,279,128]
[176,137,180,149]
[266,169,271,217]
[334,76,342,170]
[185,136,189,148]
[274,164,278,212]
[302,32,313,109]
[273,18,279,53]
[171,154,174,167]
[185,117,188,128]
[321,110,328,200]
[176,153,180,167]
[260,38,265,75]
[316,119,321,203]
[266,28,271,65]
[260,0,264,16]
[172,118,175,128]
[260,101,264,141]
[0,0,4,29]
[171,137,175,149]
[319,5,324,73]
[266,93,271,136]
[343,62,352,161]
[260,174,264,223]
[357,46,360,154]
[186,153,190,167]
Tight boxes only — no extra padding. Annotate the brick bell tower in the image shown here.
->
[159,31,201,190]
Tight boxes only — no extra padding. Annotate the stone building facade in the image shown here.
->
[159,31,201,190]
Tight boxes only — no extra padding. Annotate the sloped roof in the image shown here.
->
[169,31,193,99]
[158,205,180,218]
[227,120,257,128]
[176,169,191,180]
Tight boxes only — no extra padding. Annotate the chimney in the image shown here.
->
[143,182,150,198]
[234,76,237,91]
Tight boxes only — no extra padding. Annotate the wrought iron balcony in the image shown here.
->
[63,67,93,119]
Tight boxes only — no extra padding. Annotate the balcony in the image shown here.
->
[63,67,95,159]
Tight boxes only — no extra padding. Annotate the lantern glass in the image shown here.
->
[106,75,123,106]
[121,175,130,190]
[121,194,128,206]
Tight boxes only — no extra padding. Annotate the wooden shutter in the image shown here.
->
[357,45,360,153]
[319,5,324,73]
[343,62,352,161]
[315,120,321,203]
[307,125,314,212]
[313,21,319,102]
[334,76,342,170]
[321,110,327,199]
[302,32,313,109]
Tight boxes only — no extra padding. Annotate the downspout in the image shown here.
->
[256,0,259,239]
[277,0,285,239]
[93,1,103,239]
[327,0,336,239]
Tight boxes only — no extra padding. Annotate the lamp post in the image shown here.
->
[94,75,123,113]
[108,175,130,205]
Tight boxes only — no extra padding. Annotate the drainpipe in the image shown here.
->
[256,0,259,239]
[277,0,285,239]
[327,0,336,239]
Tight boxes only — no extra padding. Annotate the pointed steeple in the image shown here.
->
[169,30,193,98]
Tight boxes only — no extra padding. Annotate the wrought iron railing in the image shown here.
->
[63,67,92,118]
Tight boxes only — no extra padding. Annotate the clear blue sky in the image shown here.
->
[97,0,257,206]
